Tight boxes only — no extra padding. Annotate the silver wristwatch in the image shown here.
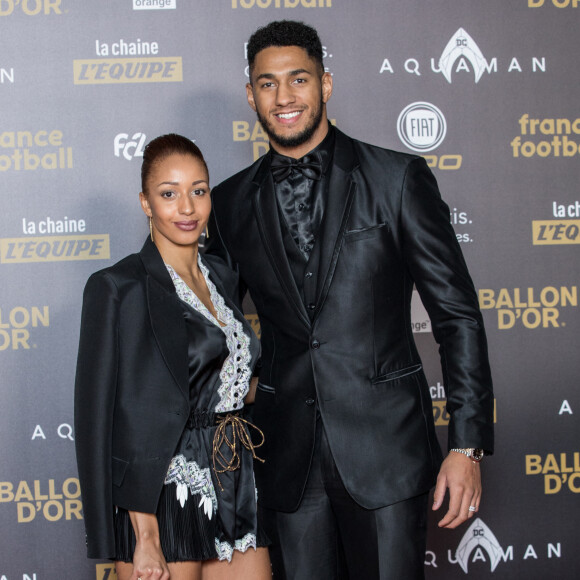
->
[450,448,484,463]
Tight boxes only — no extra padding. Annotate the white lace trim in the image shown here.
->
[215,532,257,562]
[164,454,218,520]
[166,258,252,412]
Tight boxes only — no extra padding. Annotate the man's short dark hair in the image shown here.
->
[247,20,324,78]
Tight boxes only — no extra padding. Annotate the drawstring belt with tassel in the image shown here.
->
[211,412,265,491]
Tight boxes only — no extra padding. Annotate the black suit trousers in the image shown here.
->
[259,418,429,580]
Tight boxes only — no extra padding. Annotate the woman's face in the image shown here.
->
[140,153,210,252]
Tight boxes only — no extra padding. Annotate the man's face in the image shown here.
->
[247,45,332,158]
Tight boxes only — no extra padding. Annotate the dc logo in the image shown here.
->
[114,132,146,160]
[456,518,503,573]
[397,102,447,153]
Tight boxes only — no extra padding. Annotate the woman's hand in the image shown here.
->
[129,511,170,580]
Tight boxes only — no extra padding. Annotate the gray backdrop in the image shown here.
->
[1,1,578,579]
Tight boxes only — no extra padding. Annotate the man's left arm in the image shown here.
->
[203,188,247,307]
[399,157,494,528]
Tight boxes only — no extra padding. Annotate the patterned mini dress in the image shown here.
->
[114,256,268,562]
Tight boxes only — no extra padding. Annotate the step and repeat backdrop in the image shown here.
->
[1,1,578,579]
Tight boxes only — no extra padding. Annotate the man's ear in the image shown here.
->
[321,72,333,104]
[246,83,257,112]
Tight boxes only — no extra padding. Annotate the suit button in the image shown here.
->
[305,271,313,278]
[305,398,315,406]
[311,339,320,349]
[307,303,315,310]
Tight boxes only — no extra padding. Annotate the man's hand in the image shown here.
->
[432,451,481,528]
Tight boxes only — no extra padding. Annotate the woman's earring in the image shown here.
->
[205,223,209,240]
[149,216,154,242]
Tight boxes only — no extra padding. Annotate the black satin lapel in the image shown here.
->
[252,177,311,328]
[146,276,190,401]
[139,238,189,401]
[139,236,175,292]
[313,159,357,319]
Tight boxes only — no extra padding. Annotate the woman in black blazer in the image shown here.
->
[74,134,271,580]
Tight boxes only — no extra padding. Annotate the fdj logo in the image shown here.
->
[114,132,146,160]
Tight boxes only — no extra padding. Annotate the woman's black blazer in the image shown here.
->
[74,238,259,559]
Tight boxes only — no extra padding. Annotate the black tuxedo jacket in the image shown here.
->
[206,128,494,512]
[74,238,259,558]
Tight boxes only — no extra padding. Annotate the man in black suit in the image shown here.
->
[206,20,494,580]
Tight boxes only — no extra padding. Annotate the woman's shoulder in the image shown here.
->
[84,251,145,294]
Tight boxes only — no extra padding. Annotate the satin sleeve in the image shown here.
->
[400,157,494,454]
[74,271,119,558]
[204,194,248,306]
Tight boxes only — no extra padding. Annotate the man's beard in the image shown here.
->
[256,99,324,152]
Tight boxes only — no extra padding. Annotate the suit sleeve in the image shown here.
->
[204,187,248,305]
[400,157,494,454]
[74,271,119,558]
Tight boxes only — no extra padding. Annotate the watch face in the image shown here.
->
[472,448,484,462]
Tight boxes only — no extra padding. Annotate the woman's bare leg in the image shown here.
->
[201,547,271,580]
[116,560,202,580]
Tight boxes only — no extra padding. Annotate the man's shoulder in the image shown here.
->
[342,129,422,168]
[329,129,428,190]
[213,156,266,196]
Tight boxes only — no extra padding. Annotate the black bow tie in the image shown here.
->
[270,151,323,183]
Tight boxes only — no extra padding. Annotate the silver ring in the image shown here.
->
[469,506,477,512]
